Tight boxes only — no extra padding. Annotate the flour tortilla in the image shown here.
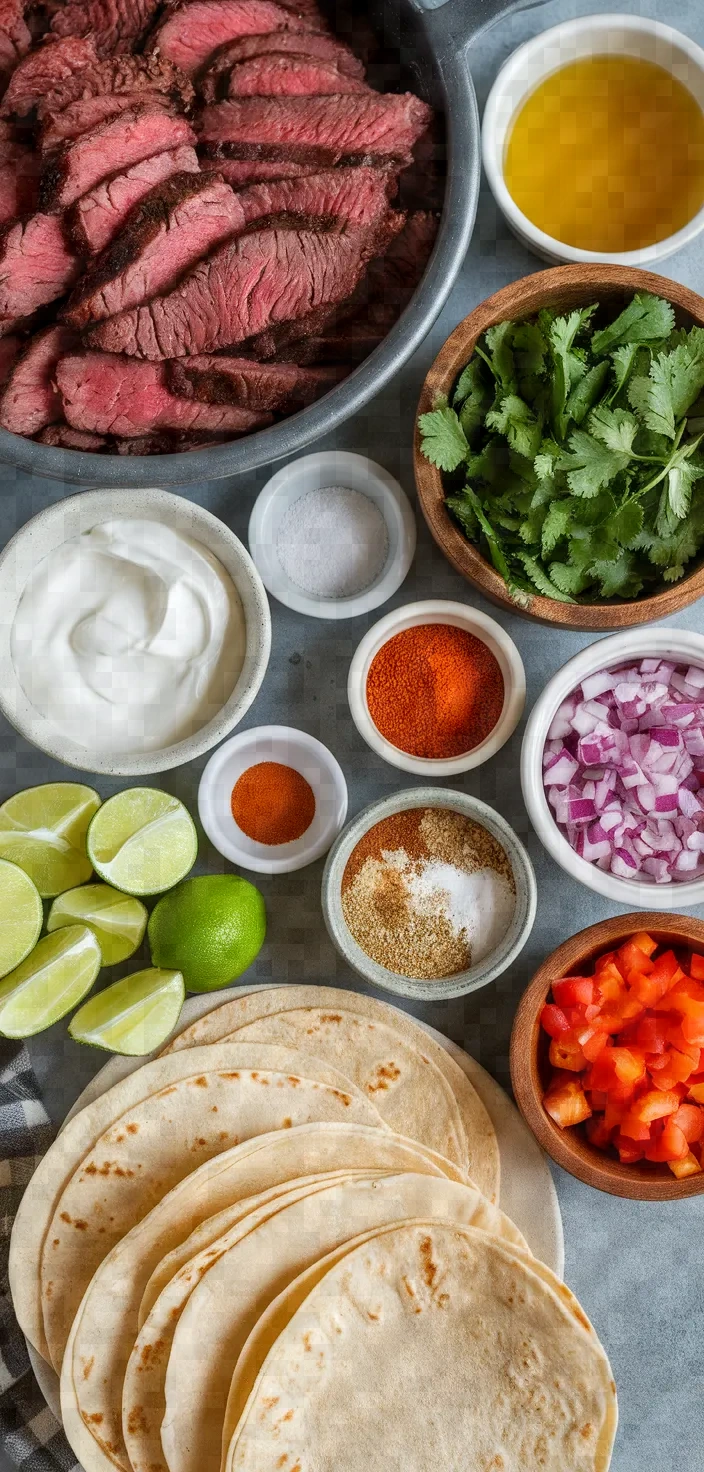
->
[10,1039,372,1362]
[53,1125,457,1472]
[208,1008,468,1173]
[42,1058,386,1370]
[162,985,499,1199]
[155,1172,527,1472]
[226,1223,618,1472]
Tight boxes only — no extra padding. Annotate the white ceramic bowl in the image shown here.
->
[322,787,537,1001]
[521,628,704,909]
[248,450,416,620]
[198,724,348,874]
[482,13,704,266]
[347,599,525,775]
[0,489,271,776]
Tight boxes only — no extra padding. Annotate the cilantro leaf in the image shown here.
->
[446,491,480,541]
[419,406,469,471]
[547,560,591,596]
[565,360,610,425]
[485,394,542,459]
[557,429,630,497]
[628,339,704,437]
[453,358,489,438]
[588,404,639,453]
[591,292,676,356]
[541,500,572,558]
[605,500,643,547]
[517,553,576,602]
[591,551,642,598]
[608,343,640,402]
[478,320,516,390]
[548,306,595,438]
[512,320,548,379]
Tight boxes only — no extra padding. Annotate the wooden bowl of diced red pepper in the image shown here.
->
[510,913,704,1199]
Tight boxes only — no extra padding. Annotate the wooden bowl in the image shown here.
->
[510,913,704,1200]
[415,264,704,632]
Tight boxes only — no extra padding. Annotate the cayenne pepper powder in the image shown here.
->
[365,624,504,759]
[231,761,316,845]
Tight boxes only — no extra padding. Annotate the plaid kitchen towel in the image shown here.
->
[0,1046,77,1472]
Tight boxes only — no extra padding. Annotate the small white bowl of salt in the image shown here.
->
[248,451,416,620]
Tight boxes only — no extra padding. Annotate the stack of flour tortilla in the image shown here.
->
[9,985,617,1472]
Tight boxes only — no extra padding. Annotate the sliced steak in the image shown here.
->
[198,93,432,167]
[64,173,246,327]
[0,142,38,222]
[85,217,402,358]
[199,155,318,185]
[50,0,162,58]
[40,93,175,154]
[0,330,19,381]
[235,166,395,231]
[39,106,197,210]
[200,30,363,103]
[366,208,438,303]
[37,53,194,121]
[0,0,31,75]
[37,422,108,449]
[57,352,273,434]
[114,429,228,452]
[222,55,368,97]
[167,354,345,408]
[68,144,200,253]
[149,0,316,77]
[0,323,76,433]
[0,213,80,326]
[272,305,399,365]
[1,34,97,117]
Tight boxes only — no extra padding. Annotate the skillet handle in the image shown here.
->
[418,0,548,50]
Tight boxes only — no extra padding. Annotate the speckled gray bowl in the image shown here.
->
[0,488,271,776]
[321,787,537,1001]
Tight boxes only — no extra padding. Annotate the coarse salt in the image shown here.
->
[406,859,516,964]
[276,486,389,600]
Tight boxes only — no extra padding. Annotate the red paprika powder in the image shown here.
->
[231,761,316,845]
[365,623,504,759]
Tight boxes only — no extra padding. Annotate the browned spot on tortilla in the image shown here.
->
[580,1425,593,1440]
[82,1357,94,1380]
[367,1061,401,1094]
[115,1133,125,1143]
[60,1212,71,1224]
[74,1219,88,1230]
[276,1456,288,1468]
[320,1013,342,1024]
[367,1311,379,1320]
[211,1105,218,1113]
[218,1131,229,1140]
[302,1333,312,1352]
[139,1339,164,1368]
[83,1163,97,1176]
[282,1117,292,1128]
[44,1283,52,1299]
[127,1407,148,1435]
[220,1071,240,1080]
[160,1086,177,1096]
[86,1413,103,1425]
[419,1236,437,1288]
[127,1122,139,1133]
[282,1412,293,1423]
[401,1276,415,1299]
[191,1076,208,1088]
[287,1076,300,1086]
[52,1238,59,1246]
[262,1396,279,1410]
[332,1090,351,1106]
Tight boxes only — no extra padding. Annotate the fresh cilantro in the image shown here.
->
[418,292,704,604]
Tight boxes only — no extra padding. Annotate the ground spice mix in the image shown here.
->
[231,761,316,845]
[365,623,504,759]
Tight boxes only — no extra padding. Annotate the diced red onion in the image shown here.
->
[542,659,704,883]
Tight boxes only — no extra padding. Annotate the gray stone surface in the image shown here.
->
[2,0,704,1466]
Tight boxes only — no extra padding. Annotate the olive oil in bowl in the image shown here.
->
[504,55,704,253]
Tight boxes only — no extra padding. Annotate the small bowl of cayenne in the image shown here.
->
[511,913,704,1201]
[347,600,525,776]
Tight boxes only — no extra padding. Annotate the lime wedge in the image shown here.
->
[86,788,197,896]
[69,967,185,1055]
[0,924,102,1038]
[0,783,100,898]
[0,859,43,979]
[47,883,148,965]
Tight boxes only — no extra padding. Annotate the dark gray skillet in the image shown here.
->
[0,0,539,487]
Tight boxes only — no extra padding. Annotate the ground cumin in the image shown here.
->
[231,761,315,845]
[365,623,505,759]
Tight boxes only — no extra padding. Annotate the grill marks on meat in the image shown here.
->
[1,34,97,117]
[39,105,196,209]
[0,0,31,76]
[40,93,176,154]
[0,213,79,326]
[149,0,317,77]
[85,219,403,358]
[197,93,432,167]
[57,352,273,434]
[68,144,200,253]
[222,55,369,98]
[64,173,247,326]
[167,354,345,409]
[50,0,162,58]
[200,30,363,102]
[0,323,76,433]
[235,164,395,231]
[38,54,195,121]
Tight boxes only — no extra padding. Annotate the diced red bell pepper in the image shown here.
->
[614,1135,645,1164]
[609,1046,646,1086]
[631,931,658,957]
[688,1081,704,1104]
[681,1013,704,1046]
[645,1119,689,1162]
[669,1150,702,1178]
[585,1116,613,1149]
[689,953,704,981]
[604,1095,629,1132]
[633,1014,668,1053]
[630,1088,681,1123]
[630,951,683,1007]
[551,977,596,1008]
[581,1029,609,1062]
[588,1089,608,1110]
[595,963,626,1003]
[549,1034,585,1072]
[617,940,654,976]
[619,1111,652,1142]
[544,1078,592,1128]
[672,1102,704,1143]
[664,1022,701,1063]
[667,976,704,1016]
[540,1003,571,1038]
[650,1048,698,1090]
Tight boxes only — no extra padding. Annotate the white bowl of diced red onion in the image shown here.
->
[521,630,704,908]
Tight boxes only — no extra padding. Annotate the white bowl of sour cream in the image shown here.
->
[0,489,271,775]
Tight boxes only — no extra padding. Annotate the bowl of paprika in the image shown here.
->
[347,600,525,775]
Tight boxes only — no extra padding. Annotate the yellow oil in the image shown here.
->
[504,54,704,252]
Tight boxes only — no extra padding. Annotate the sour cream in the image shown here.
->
[11,518,246,754]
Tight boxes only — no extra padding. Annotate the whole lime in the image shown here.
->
[148,874,266,992]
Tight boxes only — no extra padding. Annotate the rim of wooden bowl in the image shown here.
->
[414,264,704,632]
[510,912,704,1199]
